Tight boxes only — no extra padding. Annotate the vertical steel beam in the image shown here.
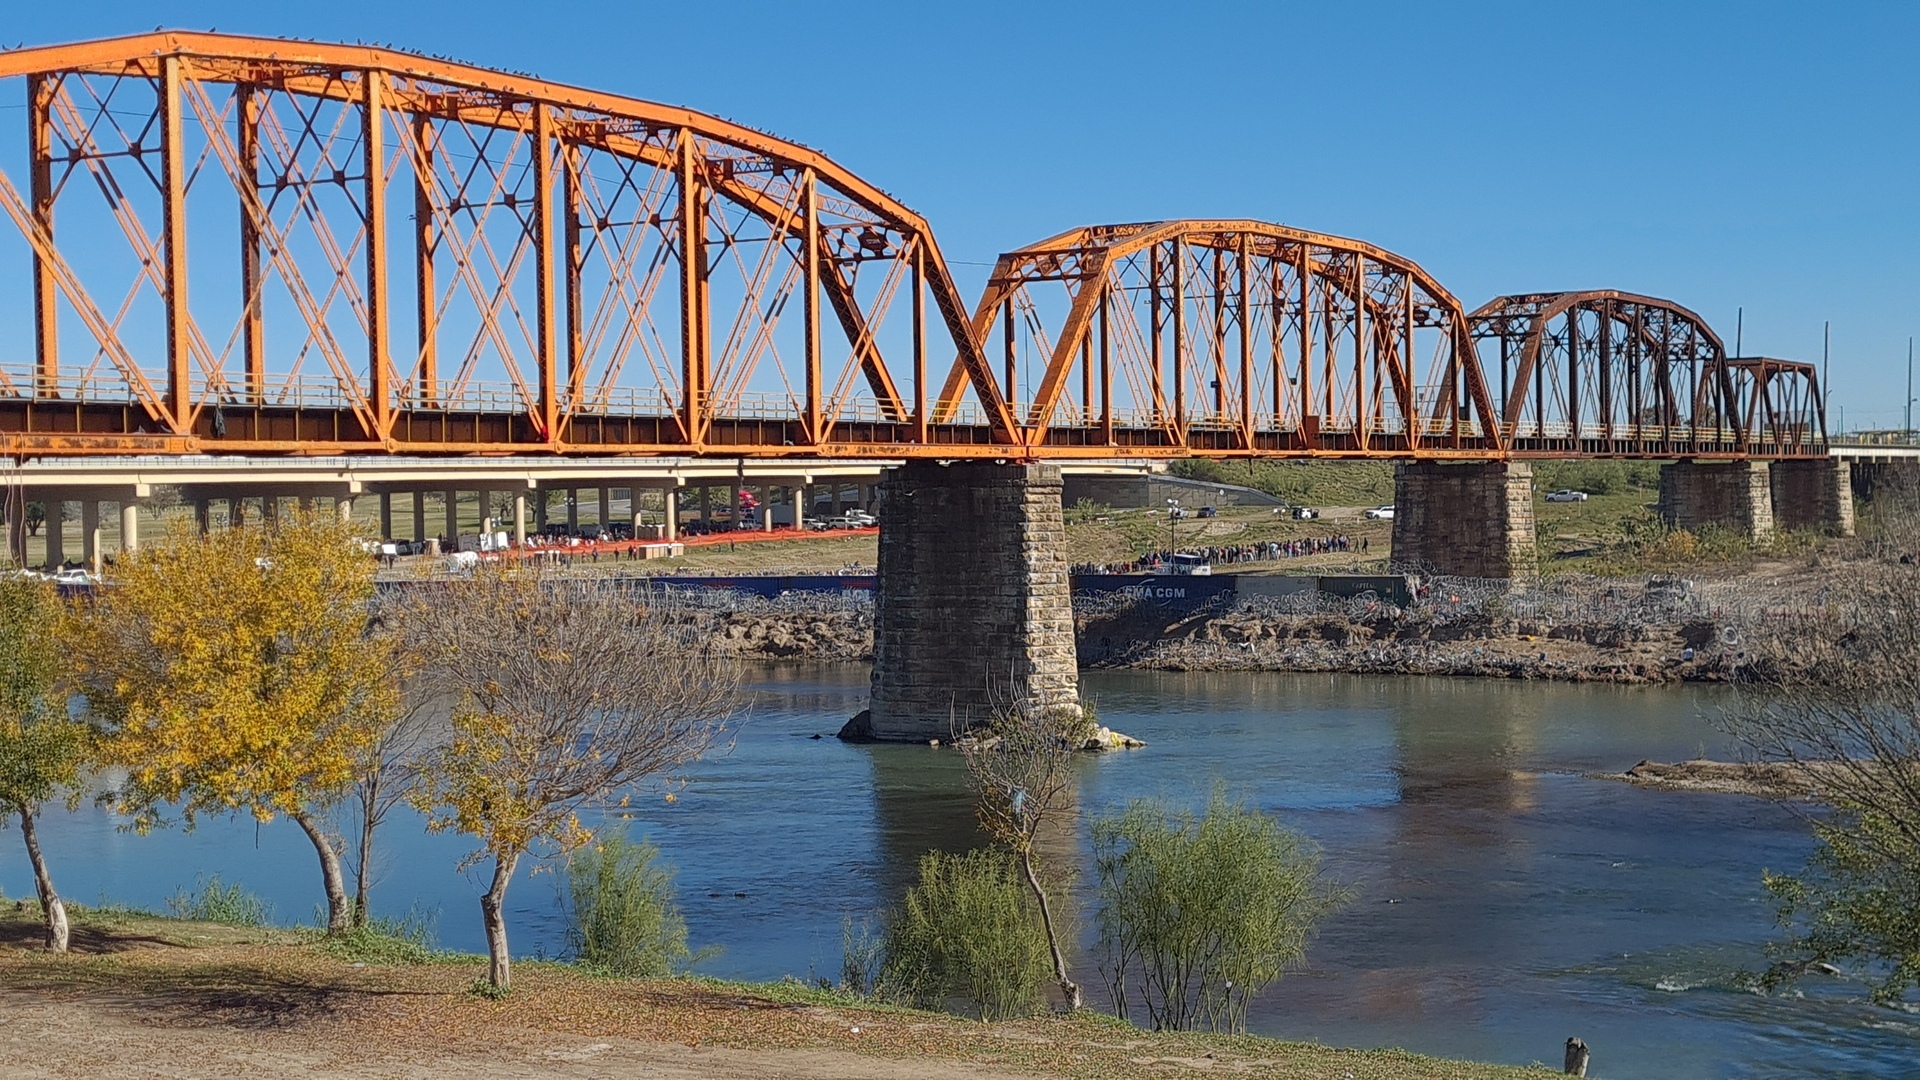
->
[1080,329,1092,425]
[28,74,57,396]
[562,143,584,401]
[413,114,437,403]
[1237,236,1252,443]
[1352,254,1366,448]
[533,103,560,442]
[237,84,265,401]
[803,169,821,442]
[1149,244,1164,421]
[678,131,705,445]
[1099,282,1112,443]
[1298,244,1313,433]
[1172,240,1185,431]
[159,56,192,429]
[1401,275,1414,444]
[363,71,391,435]
[911,241,927,444]
[1003,295,1016,407]
[1598,299,1614,443]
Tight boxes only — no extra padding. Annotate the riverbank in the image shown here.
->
[0,908,1541,1079]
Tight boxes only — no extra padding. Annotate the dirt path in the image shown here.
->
[0,991,1025,1079]
[0,914,1536,1080]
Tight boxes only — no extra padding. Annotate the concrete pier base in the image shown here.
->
[864,461,1080,742]
[1770,459,1855,537]
[1658,461,1774,541]
[1389,461,1538,580]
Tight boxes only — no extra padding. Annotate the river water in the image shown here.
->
[6,666,1916,1077]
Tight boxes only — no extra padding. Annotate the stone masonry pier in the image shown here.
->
[1656,461,1775,541]
[1769,459,1855,537]
[865,461,1080,742]
[1389,461,1538,581]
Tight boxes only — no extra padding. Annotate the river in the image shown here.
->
[6,666,1915,1078]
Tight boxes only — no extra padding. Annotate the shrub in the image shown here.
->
[1092,791,1348,1033]
[878,849,1052,1020]
[166,874,270,926]
[315,905,441,964]
[563,831,694,977]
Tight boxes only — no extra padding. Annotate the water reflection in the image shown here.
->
[6,666,1912,1078]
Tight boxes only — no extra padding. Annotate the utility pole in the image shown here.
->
[1822,321,1830,395]
[1908,338,1915,439]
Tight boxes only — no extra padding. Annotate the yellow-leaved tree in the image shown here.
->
[0,572,91,952]
[69,512,397,934]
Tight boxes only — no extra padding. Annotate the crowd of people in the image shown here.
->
[1073,535,1366,575]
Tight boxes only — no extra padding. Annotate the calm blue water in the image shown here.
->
[6,666,1916,1078]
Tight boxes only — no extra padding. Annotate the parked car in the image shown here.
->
[836,510,878,528]
[1363,505,1395,520]
[1545,489,1589,502]
[1292,506,1319,520]
[1197,506,1217,519]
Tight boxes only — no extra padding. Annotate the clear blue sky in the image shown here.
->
[8,1,1916,428]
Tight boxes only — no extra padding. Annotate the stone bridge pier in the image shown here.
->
[1658,459,1854,539]
[861,461,1080,743]
[1389,461,1538,581]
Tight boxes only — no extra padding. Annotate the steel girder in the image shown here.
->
[1467,291,1827,459]
[0,32,1015,458]
[944,220,1507,457]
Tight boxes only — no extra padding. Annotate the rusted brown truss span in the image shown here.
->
[0,33,1826,461]
[1468,292,1827,457]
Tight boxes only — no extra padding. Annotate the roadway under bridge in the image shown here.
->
[0,33,1873,739]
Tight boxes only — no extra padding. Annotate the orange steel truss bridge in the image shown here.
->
[0,33,1830,462]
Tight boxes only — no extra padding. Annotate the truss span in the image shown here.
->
[0,31,1016,457]
[1468,291,1827,457]
[947,220,1506,456]
[0,35,1831,462]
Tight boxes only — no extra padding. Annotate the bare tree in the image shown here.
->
[958,690,1091,1011]
[400,571,740,992]
[1727,481,1920,1002]
[343,665,437,929]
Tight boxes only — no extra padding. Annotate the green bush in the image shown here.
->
[563,831,694,977]
[315,905,441,964]
[1092,791,1348,1033]
[165,874,270,926]
[1535,459,1662,496]
[877,849,1052,1020]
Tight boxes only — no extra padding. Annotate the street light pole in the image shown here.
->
[1166,497,1179,555]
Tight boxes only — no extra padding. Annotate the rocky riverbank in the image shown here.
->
[676,560,1848,685]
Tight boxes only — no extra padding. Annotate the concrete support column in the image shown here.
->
[1389,461,1538,581]
[379,492,394,538]
[262,494,279,528]
[598,487,611,530]
[298,494,315,513]
[119,500,141,553]
[44,497,66,569]
[662,487,679,541]
[863,461,1080,742]
[1770,459,1855,537]
[411,493,426,542]
[565,489,578,532]
[534,490,548,531]
[761,495,774,532]
[82,501,101,575]
[513,489,527,548]
[793,483,807,527]
[194,498,211,535]
[1657,460,1774,541]
[336,495,355,525]
[443,490,459,540]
